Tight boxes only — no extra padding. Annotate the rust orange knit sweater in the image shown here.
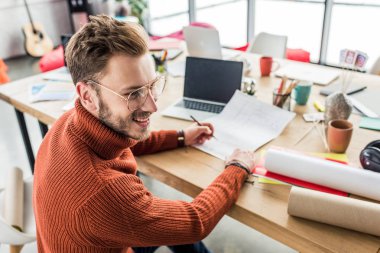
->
[33,99,247,253]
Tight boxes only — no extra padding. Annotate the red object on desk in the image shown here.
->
[0,58,10,84]
[253,164,348,197]
[286,48,310,63]
[148,39,181,51]
[39,45,65,72]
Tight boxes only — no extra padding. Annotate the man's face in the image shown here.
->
[95,54,158,141]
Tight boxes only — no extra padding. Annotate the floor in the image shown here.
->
[0,56,296,253]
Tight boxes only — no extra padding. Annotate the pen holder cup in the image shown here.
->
[273,89,291,111]
[153,58,167,74]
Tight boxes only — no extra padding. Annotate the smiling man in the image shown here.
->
[33,15,255,253]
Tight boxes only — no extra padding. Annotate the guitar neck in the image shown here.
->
[23,0,37,32]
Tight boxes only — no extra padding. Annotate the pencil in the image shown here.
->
[190,115,217,140]
[161,49,168,62]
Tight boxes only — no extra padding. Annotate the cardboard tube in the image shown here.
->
[10,245,23,253]
[4,167,24,251]
[288,187,380,236]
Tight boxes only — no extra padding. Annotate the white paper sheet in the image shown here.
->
[194,91,295,160]
[28,81,75,103]
[265,148,380,201]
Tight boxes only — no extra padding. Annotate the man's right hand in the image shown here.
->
[225,149,256,171]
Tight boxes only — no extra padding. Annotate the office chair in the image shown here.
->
[246,32,288,59]
[0,176,36,252]
[369,56,380,75]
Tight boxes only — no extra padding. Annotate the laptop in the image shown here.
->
[183,26,239,60]
[162,57,243,121]
[274,64,340,86]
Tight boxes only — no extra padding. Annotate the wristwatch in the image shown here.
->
[225,162,251,175]
[177,130,185,147]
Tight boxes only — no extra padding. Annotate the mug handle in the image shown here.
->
[271,61,280,72]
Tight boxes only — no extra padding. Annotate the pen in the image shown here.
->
[347,86,367,95]
[190,115,217,140]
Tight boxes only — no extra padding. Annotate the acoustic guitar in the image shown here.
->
[22,0,53,57]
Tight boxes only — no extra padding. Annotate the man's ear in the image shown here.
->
[76,82,99,113]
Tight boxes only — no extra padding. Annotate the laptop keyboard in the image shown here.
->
[183,100,224,113]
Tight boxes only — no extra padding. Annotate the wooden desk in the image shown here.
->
[1,53,380,252]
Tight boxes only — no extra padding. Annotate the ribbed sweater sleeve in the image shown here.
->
[131,130,178,156]
[75,166,247,247]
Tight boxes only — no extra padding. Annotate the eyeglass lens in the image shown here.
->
[128,76,166,110]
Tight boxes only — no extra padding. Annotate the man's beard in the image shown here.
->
[98,98,150,141]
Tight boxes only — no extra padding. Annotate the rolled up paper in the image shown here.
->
[4,167,24,232]
[264,148,380,201]
[288,187,380,237]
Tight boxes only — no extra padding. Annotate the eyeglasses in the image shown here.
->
[87,74,166,111]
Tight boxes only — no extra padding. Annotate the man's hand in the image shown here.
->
[225,149,256,171]
[183,122,214,146]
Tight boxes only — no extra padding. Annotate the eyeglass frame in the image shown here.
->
[85,74,166,111]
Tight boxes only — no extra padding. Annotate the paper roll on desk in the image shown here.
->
[4,167,24,232]
[264,148,380,201]
[288,187,380,237]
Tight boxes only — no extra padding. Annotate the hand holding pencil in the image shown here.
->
[181,116,216,146]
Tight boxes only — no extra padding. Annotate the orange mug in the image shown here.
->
[327,119,353,153]
[260,56,280,77]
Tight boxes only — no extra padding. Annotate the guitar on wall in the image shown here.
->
[22,0,54,57]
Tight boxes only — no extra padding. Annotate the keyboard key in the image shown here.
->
[183,100,224,113]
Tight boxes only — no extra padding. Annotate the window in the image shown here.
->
[147,0,380,70]
[255,0,324,62]
[196,0,248,47]
[326,1,380,67]
[148,0,189,36]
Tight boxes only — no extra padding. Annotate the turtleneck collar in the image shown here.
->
[69,99,138,159]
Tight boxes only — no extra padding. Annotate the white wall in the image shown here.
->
[0,0,72,59]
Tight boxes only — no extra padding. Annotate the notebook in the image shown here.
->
[161,57,243,121]
[275,64,340,86]
[349,90,380,118]
[183,26,239,60]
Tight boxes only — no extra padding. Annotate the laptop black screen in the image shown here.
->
[184,57,243,103]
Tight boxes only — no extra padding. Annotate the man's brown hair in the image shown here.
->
[65,15,148,84]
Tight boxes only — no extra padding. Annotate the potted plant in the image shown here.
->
[128,0,148,27]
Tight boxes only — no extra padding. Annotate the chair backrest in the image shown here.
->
[0,176,36,245]
[247,32,288,59]
[369,56,380,75]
